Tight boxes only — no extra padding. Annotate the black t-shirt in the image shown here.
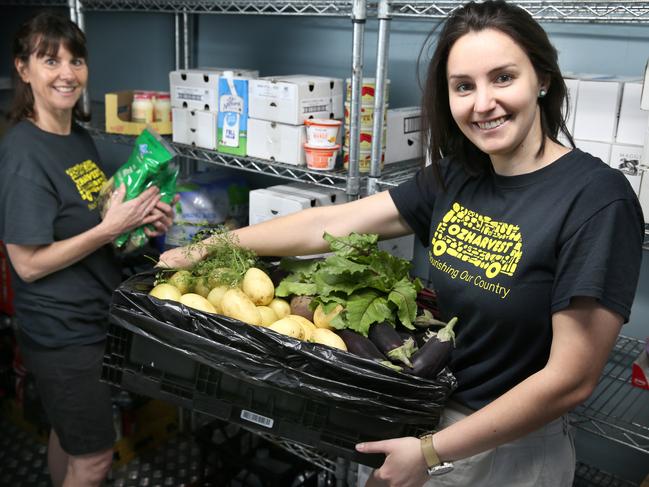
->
[0,121,121,347]
[390,149,644,410]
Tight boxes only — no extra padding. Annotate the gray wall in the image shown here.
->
[2,6,649,482]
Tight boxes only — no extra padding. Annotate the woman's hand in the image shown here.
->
[100,184,161,240]
[143,194,180,237]
[356,437,430,487]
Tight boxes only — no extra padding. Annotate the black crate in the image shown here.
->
[102,323,430,468]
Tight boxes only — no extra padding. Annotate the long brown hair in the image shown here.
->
[9,11,89,124]
[420,0,574,180]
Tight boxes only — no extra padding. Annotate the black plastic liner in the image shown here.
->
[110,271,457,427]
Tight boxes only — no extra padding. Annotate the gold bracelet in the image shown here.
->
[420,434,441,467]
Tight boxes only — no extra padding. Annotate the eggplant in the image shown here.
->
[368,321,417,368]
[411,317,458,379]
[338,329,402,372]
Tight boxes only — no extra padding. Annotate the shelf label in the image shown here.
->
[240,409,274,429]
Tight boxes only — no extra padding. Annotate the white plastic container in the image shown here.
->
[304,143,340,170]
[154,92,172,123]
[131,91,154,123]
[304,119,342,148]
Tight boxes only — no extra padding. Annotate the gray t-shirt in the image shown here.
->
[390,149,644,409]
[0,120,121,347]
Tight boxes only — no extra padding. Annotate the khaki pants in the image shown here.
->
[424,404,576,487]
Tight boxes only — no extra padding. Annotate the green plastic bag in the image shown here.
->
[99,127,178,253]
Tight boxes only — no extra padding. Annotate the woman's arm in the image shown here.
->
[158,190,412,268]
[358,296,622,487]
[7,185,162,282]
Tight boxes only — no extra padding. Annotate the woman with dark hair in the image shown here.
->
[0,12,176,487]
[159,1,643,485]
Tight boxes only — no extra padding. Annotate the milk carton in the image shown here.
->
[218,72,249,156]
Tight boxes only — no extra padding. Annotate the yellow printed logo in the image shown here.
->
[432,202,522,279]
[65,160,107,210]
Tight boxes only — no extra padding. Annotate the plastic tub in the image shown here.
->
[304,144,340,170]
[345,78,391,106]
[304,119,342,148]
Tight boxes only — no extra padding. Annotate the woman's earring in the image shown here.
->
[538,89,547,98]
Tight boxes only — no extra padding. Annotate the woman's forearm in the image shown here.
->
[6,223,114,282]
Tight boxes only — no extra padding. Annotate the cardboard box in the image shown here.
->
[269,183,347,207]
[217,76,249,156]
[105,91,172,135]
[575,139,611,164]
[169,68,258,111]
[247,118,306,166]
[609,144,643,195]
[616,82,648,146]
[0,242,14,316]
[573,80,622,143]
[248,188,315,225]
[385,107,422,164]
[631,343,649,390]
[249,75,343,125]
[171,107,218,150]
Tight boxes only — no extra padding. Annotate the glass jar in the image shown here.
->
[131,91,154,123]
[153,92,171,123]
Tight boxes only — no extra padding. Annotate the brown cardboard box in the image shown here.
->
[105,91,172,135]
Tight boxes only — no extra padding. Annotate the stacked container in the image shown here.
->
[247,75,344,166]
[343,78,390,172]
[170,68,258,151]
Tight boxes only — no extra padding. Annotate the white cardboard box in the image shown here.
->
[573,80,622,143]
[641,60,649,110]
[610,144,643,195]
[247,118,306,166]
[172,107,218,150]
[249,75,343,125]
[385,107,423,164]
[249,188,314,225]
[269,183,347,207]
[616,82,648,146]
[575,139,611,164]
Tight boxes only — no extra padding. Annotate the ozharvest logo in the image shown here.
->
[432,202,522,279]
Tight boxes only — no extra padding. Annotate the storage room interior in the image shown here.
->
[0,2,648,486]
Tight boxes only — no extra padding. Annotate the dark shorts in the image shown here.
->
[18,333,116,456]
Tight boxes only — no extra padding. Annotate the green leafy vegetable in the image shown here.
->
[275,232,422,335]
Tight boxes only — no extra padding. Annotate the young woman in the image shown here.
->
[159,1,643,485]
[0,13,176,487]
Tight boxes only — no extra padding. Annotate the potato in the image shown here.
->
[257,306,278,327]
[269,317,304,340]
[168,270,193,294]
[208,267,236,288]
[290,295,315,322]
[206,285,230,312]
[220,288,262,326]
[268,298,291,319]
[288,314,317,341]
[149,283,182,302]
[193,276,211,298]
[313,304,343,330]
[180,293,217,314]
[310,328,347,351]
[241,267,275,305]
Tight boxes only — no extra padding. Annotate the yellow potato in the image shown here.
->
[220,288,262,326]
[208,267,236,288]
[149,283,182,302]
[268,317,304,340]
[180,293,217,314]
[206,285,230,312]
[313,304,343,330]
[168,270,193,294]
[288,314,317,341]
[193,276,211,298]
[268,298,291,319]
[310,328,347,351]
[241,267,275,305]
[257,306,278,327]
